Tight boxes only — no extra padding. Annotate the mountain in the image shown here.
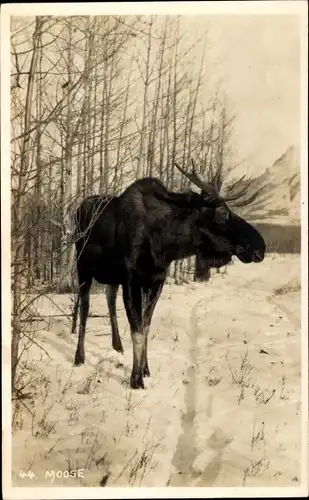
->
[236,146,301,224]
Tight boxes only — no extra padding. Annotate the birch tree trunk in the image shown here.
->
[136,17,153,179]
[104,22,117,191]
[11,16,45,389]
[147,19,167,177]
[114,44,135,194]
[170,17,180,190]
[34,36,43,282]
[58,20,74,292]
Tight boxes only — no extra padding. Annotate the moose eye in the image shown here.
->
[214,205,229,223]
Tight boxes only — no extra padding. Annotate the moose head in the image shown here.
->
[174,160,266,265]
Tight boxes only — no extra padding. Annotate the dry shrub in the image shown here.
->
[273,278,301,296]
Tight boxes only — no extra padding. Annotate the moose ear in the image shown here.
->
[214,205,229,224]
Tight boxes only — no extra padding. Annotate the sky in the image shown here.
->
[181,15,301,174]
[9,12,302,179]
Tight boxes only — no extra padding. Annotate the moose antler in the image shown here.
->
[174,159,218,196]
[231,190,260,207]
[222,176,259,204]
[212,164,223,193]
[175,159,260,207]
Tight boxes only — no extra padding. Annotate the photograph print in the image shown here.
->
[2,1,308,496]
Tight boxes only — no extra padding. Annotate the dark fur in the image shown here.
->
[72,177,265,389]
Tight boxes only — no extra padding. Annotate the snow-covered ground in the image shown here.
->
[11,254,301,488]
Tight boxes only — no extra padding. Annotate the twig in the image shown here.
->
[18,331,52,359]
[12,387,32,400]
[12,392,35,417]
[20,313,110,322]
[113,450,138,484]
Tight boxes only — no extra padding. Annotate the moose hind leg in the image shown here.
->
[106,284,123,354]
[122,279,144,389]
[74,277,92,366]
[141,328,150,377]
[71,293,80,334]
[142,280,165,378]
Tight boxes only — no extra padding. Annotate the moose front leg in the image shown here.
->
[142,280,165,377]
[122,279,145,389]
[106,284,123,353]
[74,276,92,366]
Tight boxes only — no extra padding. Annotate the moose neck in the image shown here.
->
[156,206,205,265]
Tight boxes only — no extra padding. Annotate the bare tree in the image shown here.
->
[135,17,154,178]
[10,15,265,394]
[11,16,46,389]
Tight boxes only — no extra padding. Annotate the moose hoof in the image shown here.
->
[143,365,151,377]
[130,372,145,389]
[74,353,85,366]
[112,342,124,354]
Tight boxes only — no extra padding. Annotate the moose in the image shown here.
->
[72,161,266,389]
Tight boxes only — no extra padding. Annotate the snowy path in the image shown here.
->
[12,255,301,488]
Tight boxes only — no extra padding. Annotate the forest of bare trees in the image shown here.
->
[11,15,251,391]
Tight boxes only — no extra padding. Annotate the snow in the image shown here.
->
[12,254,301,488]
